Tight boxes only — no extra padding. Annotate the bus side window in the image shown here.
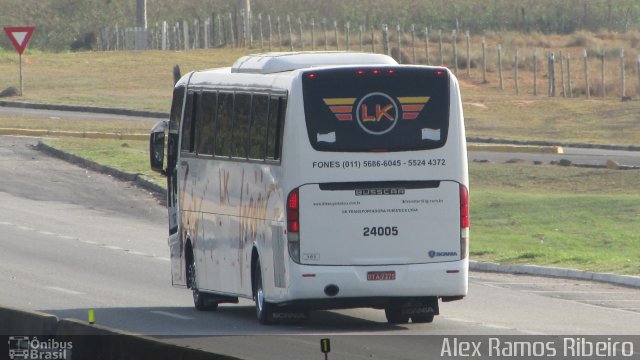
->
[231,93,252,158]
[266,96,286,161]
[249,94,269,160]
[215,92,234,157]
[196,91,217,155]
[181,93,196,152]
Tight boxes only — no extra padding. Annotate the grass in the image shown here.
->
[469,163,640,275]
[42,138,165,185]
[0,49,249,111]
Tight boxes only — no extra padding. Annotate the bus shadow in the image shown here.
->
[44,305,414,336]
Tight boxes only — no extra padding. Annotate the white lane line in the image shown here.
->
[37,231,56,236]
[524,290,633,294]
[154,257,171,262]
[17,226,35,231]
[103,245,124,251]
[0,221,14,226]
[580,299,640,302]
[80,240,99,245]
[44,286,84,296]
[150,311,194,321]
[127,250,151,257]
[57,235,77,240]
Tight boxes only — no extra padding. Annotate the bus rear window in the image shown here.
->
[302,67,450,152]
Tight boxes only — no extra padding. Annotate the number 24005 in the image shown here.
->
[363,226,399,237]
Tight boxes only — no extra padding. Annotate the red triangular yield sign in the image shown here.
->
[4,26,36,55]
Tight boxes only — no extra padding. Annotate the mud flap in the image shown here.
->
[270,307,310,324]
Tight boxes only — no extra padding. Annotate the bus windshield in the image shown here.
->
[302,67,450,152]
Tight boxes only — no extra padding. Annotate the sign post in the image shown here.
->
[3,26,36,96]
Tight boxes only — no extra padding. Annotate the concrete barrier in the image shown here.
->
[56,318,241,360]
[1,309,242,359]
[0,306,58,335]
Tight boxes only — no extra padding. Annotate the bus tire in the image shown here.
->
[187,247,218,311]
[254,260,274,325]
[384,307,410,324]
[411,312,435,323]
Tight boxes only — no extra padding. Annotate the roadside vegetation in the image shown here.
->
[0,33,638,275]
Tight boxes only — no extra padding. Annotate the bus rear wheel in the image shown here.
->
[411,312,435,323]
[253,260,274,324]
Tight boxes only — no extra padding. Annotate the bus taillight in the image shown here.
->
[460,184,470,260]
[460,185,469,229]
[287,188,300,233]
[287,188,301,262]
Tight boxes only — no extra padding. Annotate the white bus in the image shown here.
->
[150,52,469,324]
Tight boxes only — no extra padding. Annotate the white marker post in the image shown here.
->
[3,26,36,96]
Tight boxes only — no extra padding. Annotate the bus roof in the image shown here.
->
[230,52,398,74]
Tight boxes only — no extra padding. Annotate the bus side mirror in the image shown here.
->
[150,120,168,175]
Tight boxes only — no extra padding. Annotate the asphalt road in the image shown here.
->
[0,136,639,360]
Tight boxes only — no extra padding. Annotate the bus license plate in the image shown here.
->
[367,271,396,281]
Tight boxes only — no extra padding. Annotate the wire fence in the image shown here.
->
[99,13,640,99]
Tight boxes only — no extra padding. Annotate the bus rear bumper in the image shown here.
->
[278,260,468,306]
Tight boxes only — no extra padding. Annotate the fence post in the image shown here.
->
[559,50,566,97]
[194,19,200,49]
[549,52,556,97]
[515,48,519,95]
[228,13,235,48]
[276,16,282,51]
[345,21,351,51]
[287,15,293,51]
[311,18,315,51]
[371,26,375,53]
[162,21,168,50]
[438,29,443,65]
[217,14,224,46]
[298,17,304,50]
[620,49,626,98]
[323,19,328,50]
[584,49,591,98]
[258,14,263,49]
[359,25,363,52]
[498,44,503,90]
[424,27,430,65]
[172,22,178,50]
[397,24,402,64]
[248,11,253,49]
[567,53,572,97]
[411,25,416,64]
[204,18,210,49]
[334,20,339,50]
[183,20,190,50]
[466,30,471,77]
[482,37,487,83]
[452,30,458,73]
[637,55,640,97]
[382,24,389,56]
[240,10,246,47]
[533,50,537,95]
[267,15,272,51]
[600,49,605,97]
